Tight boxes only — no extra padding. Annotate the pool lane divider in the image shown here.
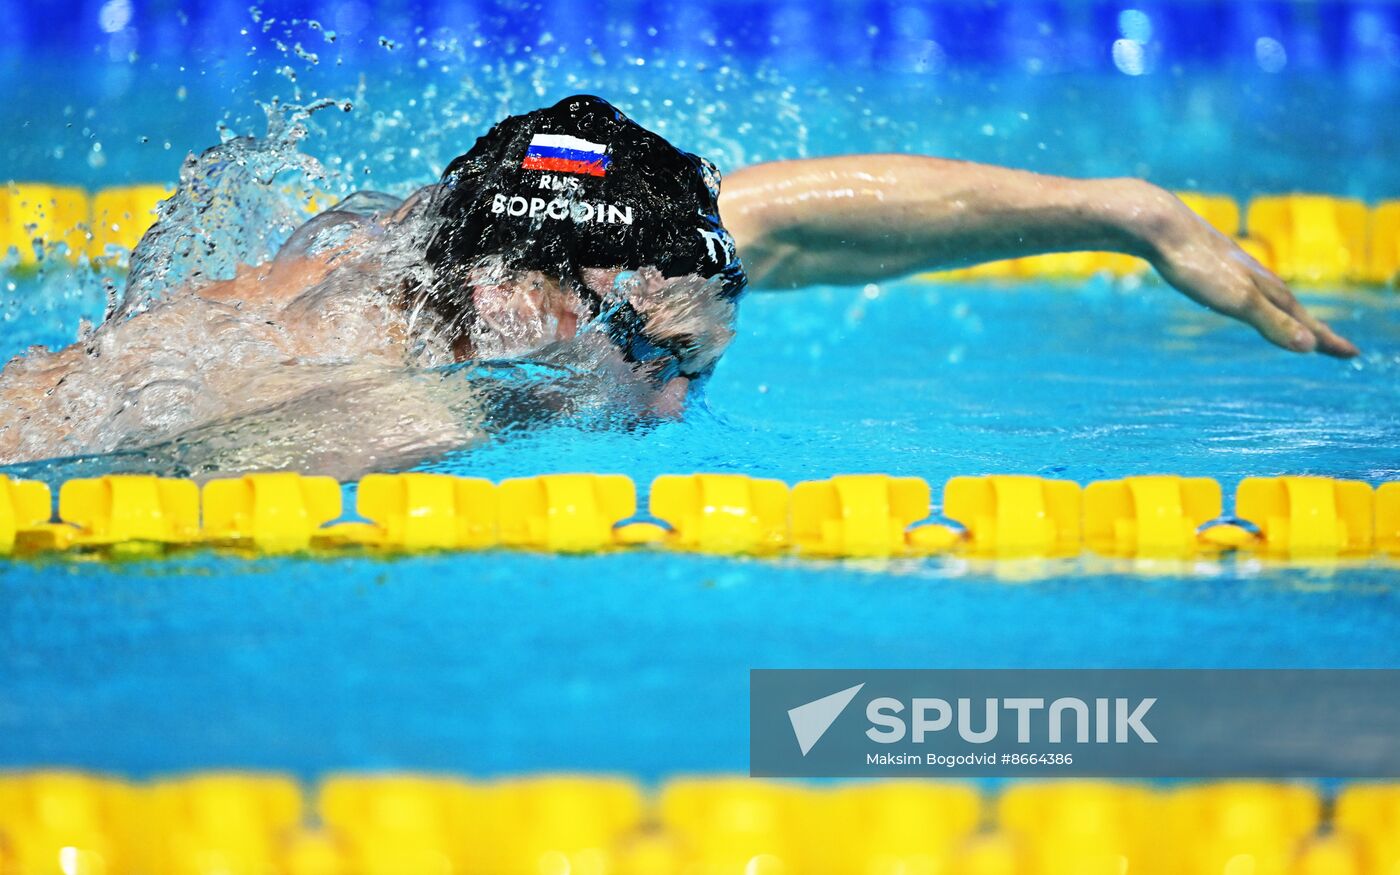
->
[3,183,1400,285]
[0,471,1396,560]
[1,771,1393,875]
[2,183,171,264]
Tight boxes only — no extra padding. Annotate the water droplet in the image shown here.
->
[1255,37,1287,73]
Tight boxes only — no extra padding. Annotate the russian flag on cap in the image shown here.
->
[521,133,610,177]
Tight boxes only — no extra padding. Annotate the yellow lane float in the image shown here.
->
[1247,194,1369,284]
[1367,200,1400,285]
[1084,475,1237,556]
[1234,476,1373,555]
[0,471,1396,562]
[942,475,1081,556]
[790,474,931,558]
[497,473,636,552]
[322,472,497,550]
[88,184,171,259]
[57,474,201,549]
[203,472,343,553]
[2,183,89,264]
[0,475,52,555]
[647,473,789,555]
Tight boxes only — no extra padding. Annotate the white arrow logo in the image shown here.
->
[787,683,865,756]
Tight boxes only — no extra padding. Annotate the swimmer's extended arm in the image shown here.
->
[720,155,1357,357]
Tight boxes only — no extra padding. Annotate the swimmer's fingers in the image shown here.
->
[1219,282,1317,354]
[1247,265,1360,359]
[1156,253,1314,354]
[1159,228,1358,358]
[1153,197,1359,358]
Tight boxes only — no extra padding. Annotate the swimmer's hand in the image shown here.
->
[1140,188,1358,357]
[722,156,1358,358]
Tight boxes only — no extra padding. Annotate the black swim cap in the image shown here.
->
[425,95,746,302]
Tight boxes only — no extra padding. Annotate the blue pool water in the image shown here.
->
[3,0,1400,777]
[3,550,1400,778]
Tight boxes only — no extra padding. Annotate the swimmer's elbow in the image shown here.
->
[730,219,826,289]
[736,240,807,290]
[740,242,914,291]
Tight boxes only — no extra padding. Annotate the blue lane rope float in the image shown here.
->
[2,183,1399,284]
[2,471,1399,560]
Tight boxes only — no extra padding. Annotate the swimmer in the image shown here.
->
[0,94,1357,476]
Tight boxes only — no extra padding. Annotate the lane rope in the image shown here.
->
[0,771,1389,875]
[2,471,1396,559]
